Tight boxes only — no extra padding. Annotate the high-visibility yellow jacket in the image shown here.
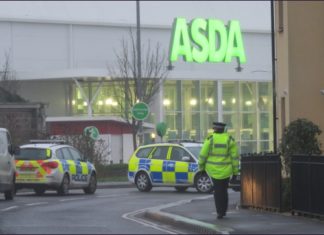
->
[198,132,239,179]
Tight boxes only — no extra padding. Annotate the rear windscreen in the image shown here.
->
[15,148,50,160]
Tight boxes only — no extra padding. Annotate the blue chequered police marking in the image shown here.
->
[87,162,93,171]
[60,160,69,172]
[76,161,82,174]
[128,172,134,178]
[139,159,151,171]
[176,172,188,183]
[151,172,163,183]
[167,161,175,171]
[189,163,198,172]
[163,161,168,171]
[163,161,175,171]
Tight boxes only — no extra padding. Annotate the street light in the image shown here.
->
[136,0,144,145]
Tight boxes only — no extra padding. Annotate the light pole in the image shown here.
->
[136,0,143,145]
[271,0,278,152]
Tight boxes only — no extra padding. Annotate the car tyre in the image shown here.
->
[84,173,97,194]
[195,173,213,193]
[174,186,188,192]
[57,174,69,195]
[4,181,15,200]
[135,172,152,192]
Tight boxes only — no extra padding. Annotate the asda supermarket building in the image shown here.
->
[0,2,273,163]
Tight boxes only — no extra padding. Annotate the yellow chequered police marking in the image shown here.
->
[162,172,176,183]
[81,162,88,174]
[150,159,163,172]
[67,160,76,174]
[175,161,188,172]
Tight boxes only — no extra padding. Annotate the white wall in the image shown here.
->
[0,21,272,82]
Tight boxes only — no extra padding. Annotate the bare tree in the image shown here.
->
[0,52,20,96]
[108,30,169,149]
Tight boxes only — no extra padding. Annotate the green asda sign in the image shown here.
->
[169,18,246,64]
[132,102,150,121]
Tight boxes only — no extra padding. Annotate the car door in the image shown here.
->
[149,146,170,184]
[168,146,194,185]
[60,147,76,186]
[68,147,88,187]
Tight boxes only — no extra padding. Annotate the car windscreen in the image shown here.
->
[185,146,202,159]
[15,148,50,160]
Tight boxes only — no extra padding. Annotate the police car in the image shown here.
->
[15,140,97,195]
[128,142,213,193]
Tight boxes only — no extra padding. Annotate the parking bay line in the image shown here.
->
[26,202,49,206]
[1,206,19,212]
[96,193,129,198]
[59,197,86,202]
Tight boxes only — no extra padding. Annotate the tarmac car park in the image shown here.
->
[15,140,97,195]
[128,142,214,193]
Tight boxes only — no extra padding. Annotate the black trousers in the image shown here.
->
[212,177,230,216]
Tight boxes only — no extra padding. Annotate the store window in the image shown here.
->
[183,81,200,140]
[71,82,90,115]
[164,81,182,140]
[222,81,239,140]
[201,81,218,138]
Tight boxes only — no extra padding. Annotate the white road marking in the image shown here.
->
[122,209,181,234]
[59,197,86,202]
[96,193,129,198]
[122,195,213,234]
[1,206,18,212]
[26,202,49,206]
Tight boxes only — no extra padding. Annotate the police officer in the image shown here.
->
[199,122,239,219]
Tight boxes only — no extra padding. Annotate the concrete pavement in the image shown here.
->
[99,182,324,234]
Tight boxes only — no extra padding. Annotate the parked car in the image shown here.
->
[128,142,213,193]
[15,140,97,195]
[0,128,16,200]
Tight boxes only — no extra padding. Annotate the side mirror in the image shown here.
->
[8,145,14,155]
[181,156,191,162]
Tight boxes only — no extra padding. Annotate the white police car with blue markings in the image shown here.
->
[128,143,213,193]
[15,140,97,196]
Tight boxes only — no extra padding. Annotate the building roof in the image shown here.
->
[0,1,270,31]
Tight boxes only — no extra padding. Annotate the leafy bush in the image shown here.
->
[95,163,128,181]
[279,118,322,211]
[280,118,322,177]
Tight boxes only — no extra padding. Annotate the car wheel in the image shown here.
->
[34,187,46,196]
[84,173,97,194]
[195,173,213,193]
[174,186,188,192]
[57,174,69,195]
[135,172,152,192]
[4,182,15,200]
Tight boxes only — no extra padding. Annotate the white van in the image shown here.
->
[0,128,16,200]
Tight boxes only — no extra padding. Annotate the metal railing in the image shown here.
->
[240,153,282,211]
[291,155,324,216]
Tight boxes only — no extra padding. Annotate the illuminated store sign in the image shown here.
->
[169,18,246,64]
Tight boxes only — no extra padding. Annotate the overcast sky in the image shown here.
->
[0,1,271,31]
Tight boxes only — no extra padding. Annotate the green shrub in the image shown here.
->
[95,163,128,181]
[279,118,322,211]
[280,118,322,177]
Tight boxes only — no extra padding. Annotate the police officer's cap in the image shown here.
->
[213,122,226,129]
